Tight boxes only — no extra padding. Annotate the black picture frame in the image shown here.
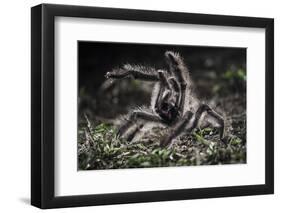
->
[31,3,274,209]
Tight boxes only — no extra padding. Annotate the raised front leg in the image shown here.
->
[154,70,172,110]
[164,51,190,116]
[189,104,225,139]
[105,64,159,81]
[164,51,190,85]
[117,110,163,138]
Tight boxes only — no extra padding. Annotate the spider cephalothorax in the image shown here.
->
[105,51,225,147]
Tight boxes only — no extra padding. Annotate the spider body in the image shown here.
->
[156,102,178,125]
[105,51,225,147]
[154,77,180,124]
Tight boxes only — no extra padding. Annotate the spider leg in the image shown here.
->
[168,77,180,93]
[165,51,190,84]
[168,77,181,108]
[105,64,159,81]
[126,123,144,142]
[160,111,193,147]
[189,104,225,139]
[164,51,190,115]
[117,110,162,139]
[154,84,165,111]
[169,76,187,117]
[154,70,172,111]
[158,70,171,88]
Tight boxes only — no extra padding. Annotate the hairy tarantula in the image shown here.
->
[105,51,225,147]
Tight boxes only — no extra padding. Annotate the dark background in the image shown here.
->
[78,41,246,98]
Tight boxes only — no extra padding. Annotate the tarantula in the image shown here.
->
[105,51,225,147]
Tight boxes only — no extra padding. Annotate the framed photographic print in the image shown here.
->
[31,4,274,209]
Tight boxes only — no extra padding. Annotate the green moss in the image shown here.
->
[78,117,246,170]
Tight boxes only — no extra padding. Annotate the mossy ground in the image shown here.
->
[78,112,246,170]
